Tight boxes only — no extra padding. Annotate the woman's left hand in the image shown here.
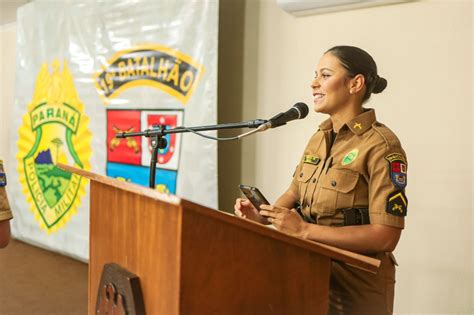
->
[259,205,307,238]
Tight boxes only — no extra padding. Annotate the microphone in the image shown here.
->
[258,102,309,131]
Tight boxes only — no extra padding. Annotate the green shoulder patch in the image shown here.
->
[386,190,407,217]
[303,155,320,165]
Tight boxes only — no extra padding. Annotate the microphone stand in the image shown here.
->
[148,125,168,189]
[116,119,267,189]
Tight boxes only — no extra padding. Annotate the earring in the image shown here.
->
[350,89,354,94]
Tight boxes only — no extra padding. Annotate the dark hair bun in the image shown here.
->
[372,76,387,94]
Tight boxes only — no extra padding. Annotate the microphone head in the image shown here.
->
[293,102,309,119]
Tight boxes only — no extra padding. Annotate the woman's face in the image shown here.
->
[311,52,352,114]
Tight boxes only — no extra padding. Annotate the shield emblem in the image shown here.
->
[146,114,178,165]
[17,61,92,232]
[140,110,183,170]
[389,161,407,190]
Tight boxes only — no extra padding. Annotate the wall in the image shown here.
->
[220,0,472,313]
[0,23,16,160]
[471,0,474,309]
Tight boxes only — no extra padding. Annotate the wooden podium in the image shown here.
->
[59,164,380,315]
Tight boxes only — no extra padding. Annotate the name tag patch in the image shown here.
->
[303,155,320,165]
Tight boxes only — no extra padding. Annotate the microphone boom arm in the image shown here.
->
[116,119,268,139]
[115,119,267,189]
[113,102,307,189]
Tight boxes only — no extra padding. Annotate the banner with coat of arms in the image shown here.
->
[7,0,218,261]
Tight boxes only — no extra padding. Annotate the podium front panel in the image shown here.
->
[89,181,182,315]
[179,204,331,314]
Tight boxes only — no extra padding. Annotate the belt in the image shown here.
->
[295,204,316,224]
[341,208,370,226]
[295,204,370,226]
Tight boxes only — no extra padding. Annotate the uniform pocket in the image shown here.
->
[315,168,359,214]
[296,163,318,183]
[297,163,319,209]
[320,168,359,192]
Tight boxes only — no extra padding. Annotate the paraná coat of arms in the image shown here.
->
[17,60,92,233]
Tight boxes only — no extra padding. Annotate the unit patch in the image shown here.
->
[386,191,407,217]
[342,149,359,166]
[385,152,407,189]
[0,160,5,187]
[303,155,320,165]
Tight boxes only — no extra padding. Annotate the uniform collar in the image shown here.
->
[346,108,376,135]
[318,108,376,135]
[318,117,333,131]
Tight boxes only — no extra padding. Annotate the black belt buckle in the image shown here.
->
[342,208,370,226]
[295,203,316,224]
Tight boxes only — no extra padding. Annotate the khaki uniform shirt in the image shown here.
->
[0,160,13,222]
[289,108,407,228]
[288,109,407,315]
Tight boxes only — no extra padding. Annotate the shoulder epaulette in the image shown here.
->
[371,121,402,149]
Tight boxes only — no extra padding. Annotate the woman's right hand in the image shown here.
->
[234,198,269,225]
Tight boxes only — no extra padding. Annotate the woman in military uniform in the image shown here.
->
[235,46,407,314]
[0,159,13,248]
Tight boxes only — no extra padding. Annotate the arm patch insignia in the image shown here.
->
[385,153,407,189]
[0,160,5,187]
[0,173,6,187]
[386,190,407,217]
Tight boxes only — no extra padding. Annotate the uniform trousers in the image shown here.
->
[329,252,396,315]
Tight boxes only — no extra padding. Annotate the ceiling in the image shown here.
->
[0,0,30,25]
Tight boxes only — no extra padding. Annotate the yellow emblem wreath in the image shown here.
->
[17,60,92,233]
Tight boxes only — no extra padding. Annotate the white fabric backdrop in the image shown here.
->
[7,0,218,261]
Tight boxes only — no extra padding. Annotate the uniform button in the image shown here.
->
[312,178,317,183]
[331,180,337,187]
[299,172,304,177]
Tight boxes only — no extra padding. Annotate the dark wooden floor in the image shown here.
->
[0,239,88,315]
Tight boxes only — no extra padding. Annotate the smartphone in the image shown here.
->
[239,184,270,211]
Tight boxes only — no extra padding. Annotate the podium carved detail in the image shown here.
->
[96,263,145,315]
[97,283,126,315]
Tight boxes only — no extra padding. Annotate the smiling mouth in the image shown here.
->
[313,93,325,102]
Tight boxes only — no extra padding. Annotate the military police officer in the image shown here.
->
[235,46,407,314]
[0,159,13,248]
